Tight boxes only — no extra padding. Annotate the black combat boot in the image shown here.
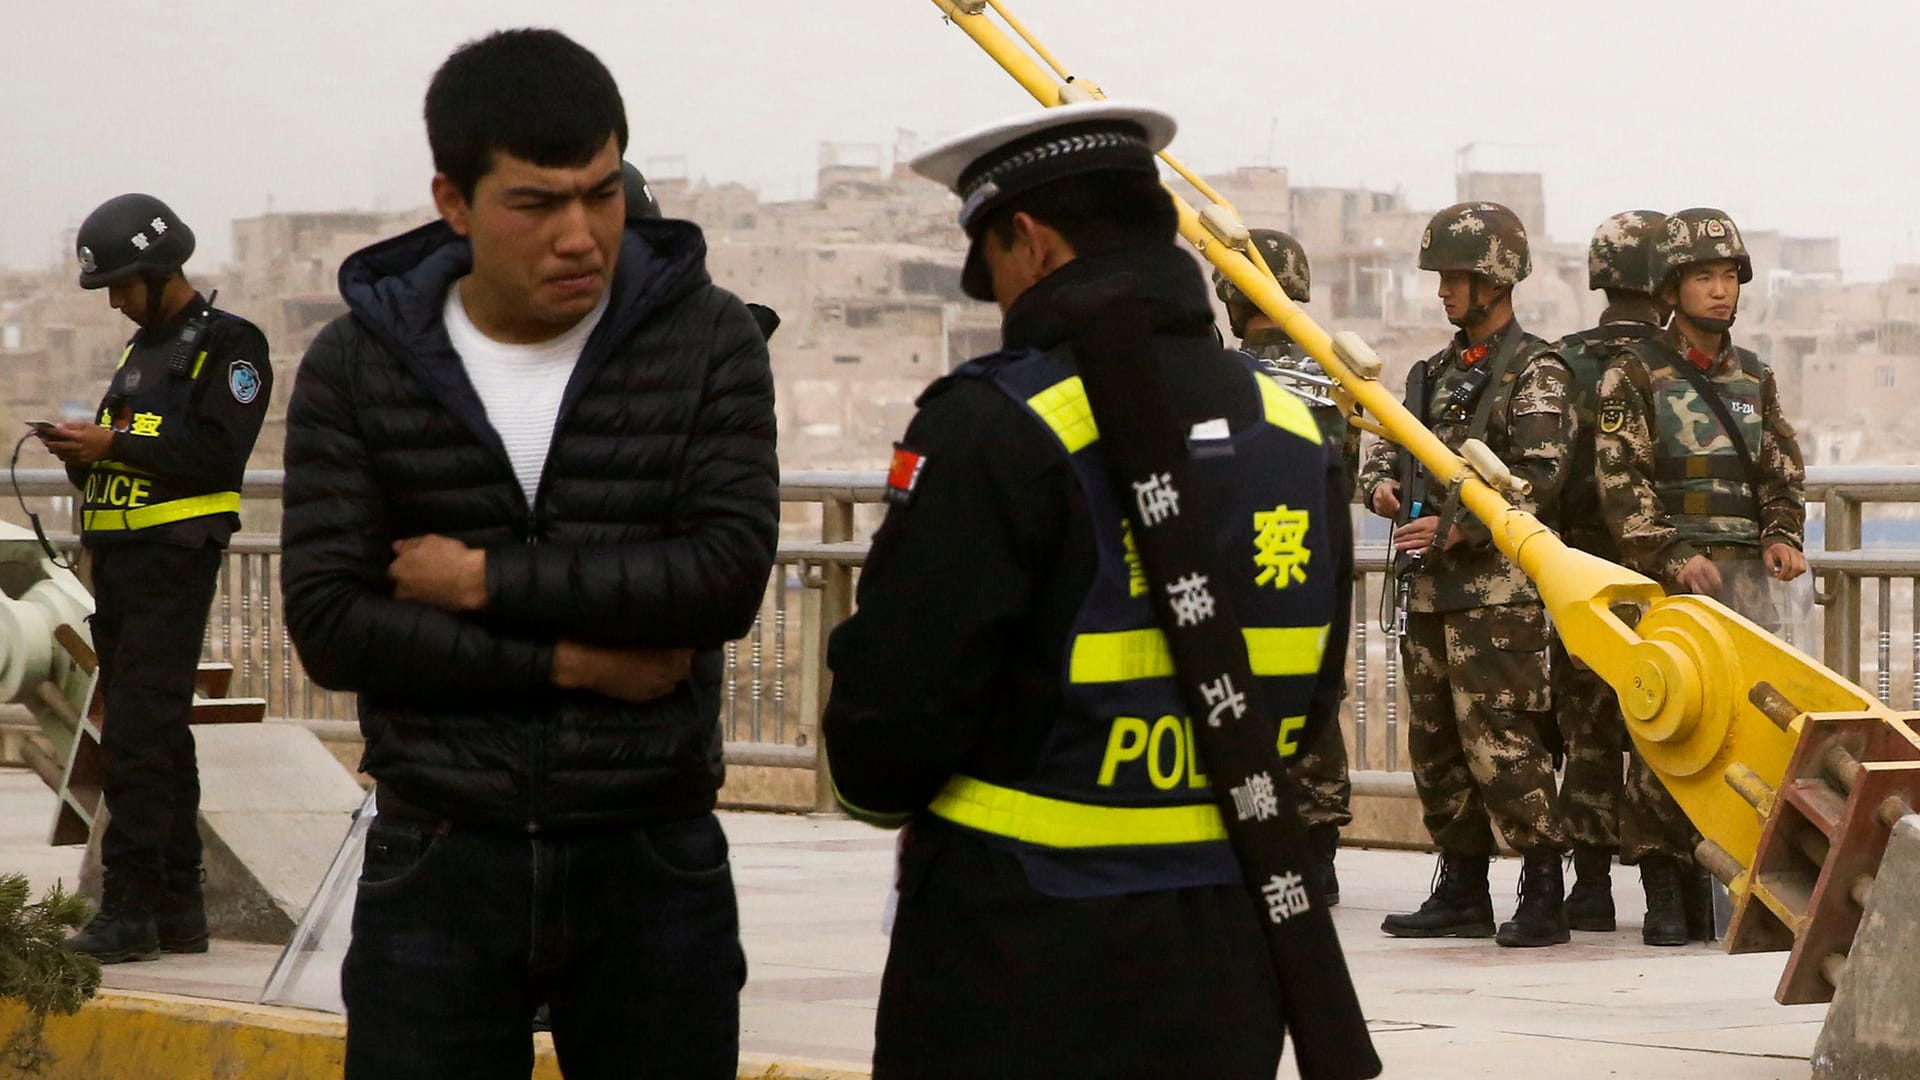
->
[1564,847,1616,932]
[1496,851,1571,948]
[1639,855,1688,946]
[157,865,209,954]
[1682,864,1718,943]
[1306,823,1341,907]
[70,876,160,964]
[1381,852,1494,938]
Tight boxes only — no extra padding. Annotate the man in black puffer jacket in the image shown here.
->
[281,29,777,1079]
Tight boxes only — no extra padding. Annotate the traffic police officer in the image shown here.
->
[822,102,1353,1078]
[1592,207,1807,942]
[1215,229,1355,905]
[1358,202,1575,948]
[40,194,272,963]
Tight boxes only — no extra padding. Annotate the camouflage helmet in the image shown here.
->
[1418,202,1530,286]
[1214,227,1310,305]
[1652,207,1752,292]
[1587,210,1667,294]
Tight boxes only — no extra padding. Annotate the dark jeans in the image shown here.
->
[91,542,223,886]
[342,808,746,1079]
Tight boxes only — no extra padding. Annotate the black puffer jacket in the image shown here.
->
[281,217,778,829]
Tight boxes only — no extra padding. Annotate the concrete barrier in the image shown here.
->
[0,990,870,1079]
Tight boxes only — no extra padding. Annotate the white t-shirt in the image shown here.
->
[443,282,610,507]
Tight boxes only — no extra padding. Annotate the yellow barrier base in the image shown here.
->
[0,991,870,1079]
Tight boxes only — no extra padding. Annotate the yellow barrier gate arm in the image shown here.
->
[926,1,1920,975]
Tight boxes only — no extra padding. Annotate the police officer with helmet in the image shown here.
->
[37,193,273,963]
[1214,228,1356,905]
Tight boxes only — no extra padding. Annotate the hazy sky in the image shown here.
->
[4,1,1915,279]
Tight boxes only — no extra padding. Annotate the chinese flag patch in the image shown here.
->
[886,445,927,506]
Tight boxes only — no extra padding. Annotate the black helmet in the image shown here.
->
[621,161,662,220]
[75,193,194,290]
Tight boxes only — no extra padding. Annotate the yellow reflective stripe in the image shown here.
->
[1068,625,1329,684]
[1025,376,1098,453]
[83,491,240,532]
[189,350,208,379]
[929,776,1226,848]
[1253,371,1324,444]
[113,344,133,371]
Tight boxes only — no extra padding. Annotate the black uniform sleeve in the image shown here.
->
[1297,452,1354,756]
[281,319,556,703]
[482,296,780,648]
[106,318,272,487]
[822,381,1065,824]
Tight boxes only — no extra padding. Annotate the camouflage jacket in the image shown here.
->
[1552,297,1665,557]
[1241,328,1360,488]
[1359,320,1573,611]
[1593,325,1805,587]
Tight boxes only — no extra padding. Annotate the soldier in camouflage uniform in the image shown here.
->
[1593,207,1807,943]
[1359,202,1575,948]
[1215,228,1354,904]
[1550,211,1700,939]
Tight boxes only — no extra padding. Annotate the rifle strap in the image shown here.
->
[1065,284,1380,1080]
[1431,328,1530,548]
[1666,348,1763,520]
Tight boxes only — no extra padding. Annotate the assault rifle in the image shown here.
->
[1389,362,1431,633]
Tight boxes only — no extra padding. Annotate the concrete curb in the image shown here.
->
[0,990,871,1079]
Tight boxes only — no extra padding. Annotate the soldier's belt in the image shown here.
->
[929,776,1226,848]
[1068,625,1329,684]
[83,491,241,532]
[1654,456,1750,482]
[1659,489,1761,521]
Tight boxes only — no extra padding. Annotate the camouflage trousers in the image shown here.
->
[1401,603,1566,857]
[1288,711,1352,828]
[1551,637,1698,864]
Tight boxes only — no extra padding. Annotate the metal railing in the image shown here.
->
[12,466,1920,810]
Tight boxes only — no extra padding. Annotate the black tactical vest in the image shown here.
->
[925,347,1335,897]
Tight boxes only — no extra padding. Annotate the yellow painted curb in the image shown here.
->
[0,990,869,1079]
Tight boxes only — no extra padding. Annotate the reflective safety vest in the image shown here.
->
[1632,341,1766,546]
[928,347,1335,897]
[81,337,242,540]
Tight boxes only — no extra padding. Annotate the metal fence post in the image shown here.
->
[1823,492,1862,684]
[811,496,856,813]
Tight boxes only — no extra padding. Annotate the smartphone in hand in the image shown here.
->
[25,421,57,438]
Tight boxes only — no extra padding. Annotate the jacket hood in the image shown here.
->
[1000,242,1216,353]
[338,216,711,360]
[333,215,714,469]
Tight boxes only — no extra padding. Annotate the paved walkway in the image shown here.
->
[0,770,1822,1078]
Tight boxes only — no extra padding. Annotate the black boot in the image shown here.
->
[1682,864,1718,943]
[1382,853,1494,938]
[1496,851,1571,948]
[157,865,209,954]
[1640,855,1688,946]
[1306,823,1341,907]
[70,876,160,965]
[1564,847,1616,932]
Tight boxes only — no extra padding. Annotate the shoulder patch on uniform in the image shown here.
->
[228,359,262,404]
[886,445,928,506]
[1598,402,1626,434]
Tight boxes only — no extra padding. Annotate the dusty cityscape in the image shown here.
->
[2,143,1910,490]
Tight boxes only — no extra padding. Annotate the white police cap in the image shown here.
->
[910,101,1177,300]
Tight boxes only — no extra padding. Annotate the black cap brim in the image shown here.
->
[962,237,994,302]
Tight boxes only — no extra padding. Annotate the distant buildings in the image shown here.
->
[0,148,1906,478]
